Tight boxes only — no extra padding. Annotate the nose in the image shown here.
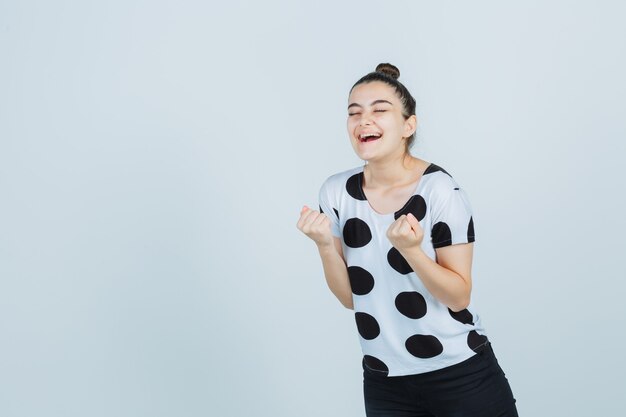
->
[359,110,374,126]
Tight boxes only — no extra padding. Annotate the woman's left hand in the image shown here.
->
[386,213,424,252]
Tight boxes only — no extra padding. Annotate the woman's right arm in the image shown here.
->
[316,236,353,310]
[297,205,353,310]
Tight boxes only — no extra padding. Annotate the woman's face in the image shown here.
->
[347,81,416,163]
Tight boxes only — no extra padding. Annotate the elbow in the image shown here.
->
[449,295,471,313]
[449,276,471,312]
[341,298,354,310]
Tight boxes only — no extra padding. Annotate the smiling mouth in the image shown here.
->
[359,133,382,143]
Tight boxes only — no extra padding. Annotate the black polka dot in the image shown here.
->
[348,266,375,295]
[394,194,427,221]
[355,312,380,340]
[431,221,452,248]
[346,173,366,200]
[467,330,488,351]
[395,292,427,319]
[405,334,444,358]
[467,216,475,241]
[449,308,474,325]
[424,163,451,177]
[319,205,323,213]
[387,247,413,274]
[343,217,372,248]
[363,355,389,376]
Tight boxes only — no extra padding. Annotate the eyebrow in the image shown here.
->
[348,99,394,110]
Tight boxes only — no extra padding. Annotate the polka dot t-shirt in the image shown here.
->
[318,162,489,377]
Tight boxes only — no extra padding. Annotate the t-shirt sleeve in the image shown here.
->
[430,182,476,249]
[318,177,341,238]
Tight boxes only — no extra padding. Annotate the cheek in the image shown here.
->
[347,119,358,134]
[382,118,402,133]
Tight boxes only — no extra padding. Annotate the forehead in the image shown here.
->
[348,81,398,104]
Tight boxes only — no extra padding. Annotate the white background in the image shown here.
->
[1,1,625,416]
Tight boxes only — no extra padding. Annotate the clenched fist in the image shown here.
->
[296,205,334,248]
[386,213,424,252]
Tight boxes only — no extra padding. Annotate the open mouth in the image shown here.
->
[359,133,382,143]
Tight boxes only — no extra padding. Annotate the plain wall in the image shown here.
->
[1,1,625,416]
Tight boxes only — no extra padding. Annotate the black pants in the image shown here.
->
[363,342,519,417]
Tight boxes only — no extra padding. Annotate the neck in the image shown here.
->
[364,154,419,188]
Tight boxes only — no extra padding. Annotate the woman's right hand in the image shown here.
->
[296,205,334,248]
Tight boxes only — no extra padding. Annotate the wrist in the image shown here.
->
[316,241,335,252]
[398,243,426,259]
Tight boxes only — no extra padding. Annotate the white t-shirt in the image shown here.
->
[318,162,489,377]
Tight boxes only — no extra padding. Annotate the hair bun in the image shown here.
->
[375,63,400,80]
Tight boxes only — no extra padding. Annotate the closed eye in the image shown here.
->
[349,110,386,116]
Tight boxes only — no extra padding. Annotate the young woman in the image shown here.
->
[296,63,519,417]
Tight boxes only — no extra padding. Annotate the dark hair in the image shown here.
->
[349,63,417,157]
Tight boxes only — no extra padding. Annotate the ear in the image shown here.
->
[403,115,417,138]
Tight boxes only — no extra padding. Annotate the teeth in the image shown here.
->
[359,133,381,139]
